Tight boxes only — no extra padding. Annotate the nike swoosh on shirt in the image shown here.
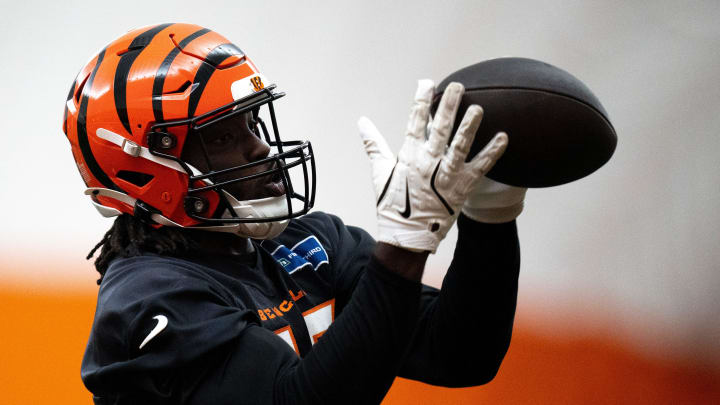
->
[139,315,168,350]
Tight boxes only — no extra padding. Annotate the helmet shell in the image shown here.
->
[63,23,263,226]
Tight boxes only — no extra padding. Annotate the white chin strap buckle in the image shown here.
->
[122,139,141,157]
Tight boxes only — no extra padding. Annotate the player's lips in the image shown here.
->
[263,171,287,197]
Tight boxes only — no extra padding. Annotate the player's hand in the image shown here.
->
[358,80,508,253]
[462,177,527,223]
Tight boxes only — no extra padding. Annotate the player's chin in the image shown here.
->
[260,177,287,198]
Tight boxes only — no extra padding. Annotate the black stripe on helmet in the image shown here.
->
[114,23,174,134]
[76,49,123,192]
[152,28,211,123]
[205,43,245,68]
[188,43,245,118]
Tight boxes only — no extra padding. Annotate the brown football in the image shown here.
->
[433,57,617,188]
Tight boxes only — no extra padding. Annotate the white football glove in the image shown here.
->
[358,80,508,253]
[462,177,527,224]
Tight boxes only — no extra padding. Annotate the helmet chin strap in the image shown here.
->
[219,190,289,240]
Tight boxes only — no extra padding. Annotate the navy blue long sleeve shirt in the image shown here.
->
[81,212,520,404]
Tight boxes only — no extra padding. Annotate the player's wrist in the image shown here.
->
[376,215,447,253]
[373,242,429,282]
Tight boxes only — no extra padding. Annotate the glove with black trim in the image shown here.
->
[358,80,508,253]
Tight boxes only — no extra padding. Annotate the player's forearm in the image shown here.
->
[399,214,520,386]
[442,215,520,382]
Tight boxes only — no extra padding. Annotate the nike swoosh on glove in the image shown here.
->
[358,80,508,253]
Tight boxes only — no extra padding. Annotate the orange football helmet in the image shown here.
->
[63,23,315,239]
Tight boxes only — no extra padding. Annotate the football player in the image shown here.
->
[64,23,526,404]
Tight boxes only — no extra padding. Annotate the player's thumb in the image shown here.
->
[358,116,394,163]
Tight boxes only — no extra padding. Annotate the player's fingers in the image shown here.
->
[428,82,464,156]
[468,132,508,177]
[445,105,483,171]
[358,116,395,161]
[405,79,434,141]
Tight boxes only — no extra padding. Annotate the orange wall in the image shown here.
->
[1,286,717,404]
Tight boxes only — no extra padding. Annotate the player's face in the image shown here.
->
[181,111,286,201]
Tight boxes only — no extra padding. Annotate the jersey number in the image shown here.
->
[275,299,334,354]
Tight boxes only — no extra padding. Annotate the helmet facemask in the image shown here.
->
[147,84,316,239]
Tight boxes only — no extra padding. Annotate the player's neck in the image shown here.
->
[184,230,254,257]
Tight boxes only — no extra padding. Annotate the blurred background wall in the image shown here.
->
[0,0,718,403]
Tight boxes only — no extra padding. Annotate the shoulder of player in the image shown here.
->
[104,254,210,282]
[284,211,346,241]
[98,255,234,308]
[86,254,261,368]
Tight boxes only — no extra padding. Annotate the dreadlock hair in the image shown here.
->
[87,214,198,285]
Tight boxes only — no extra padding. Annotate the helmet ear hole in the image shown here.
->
[117,170,154,187]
